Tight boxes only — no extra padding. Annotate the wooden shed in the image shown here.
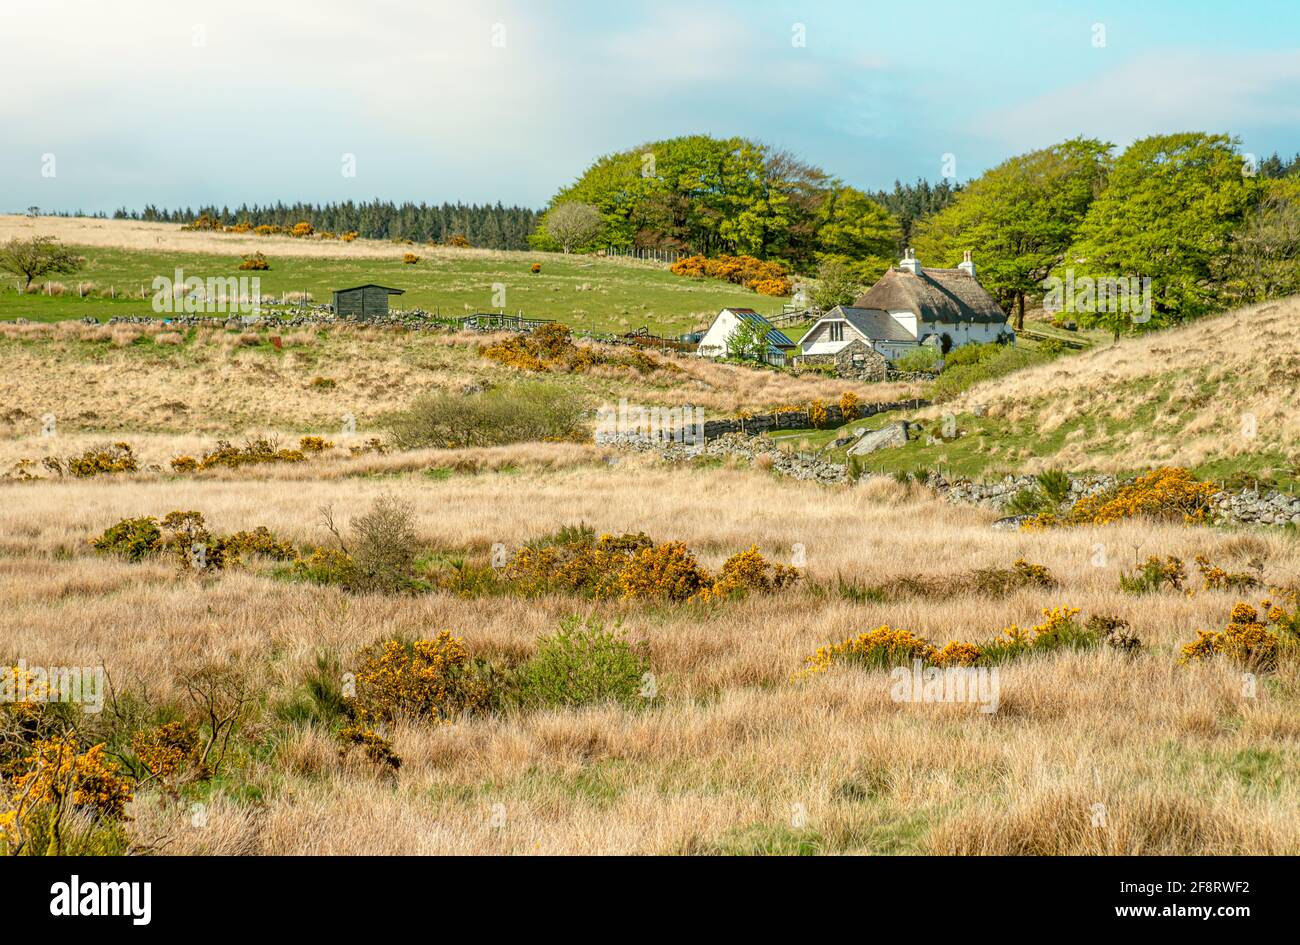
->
[332,284,405,319]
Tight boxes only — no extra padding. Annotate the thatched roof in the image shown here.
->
[853,267,1006,324]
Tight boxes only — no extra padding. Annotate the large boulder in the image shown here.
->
[846,421,911,456]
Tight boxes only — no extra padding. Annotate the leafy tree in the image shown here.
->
[810,257,862,311]
[543,201,603,253]
[1216,176,1300,304]
[814,185,900,282]
[538,135,839,264]
[1061,133,1259,327]
[914,137,1112,329]
[725,316,772,361]
[0,235,84,290]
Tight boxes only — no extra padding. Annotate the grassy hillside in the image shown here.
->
[0,319,910,448]
[0,216,782,335]
[840,296,1300,488]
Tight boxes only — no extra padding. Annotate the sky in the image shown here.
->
[3,0,1300,213]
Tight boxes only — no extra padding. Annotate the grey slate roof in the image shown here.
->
[829,305,917,343]
[853,267,1005,324]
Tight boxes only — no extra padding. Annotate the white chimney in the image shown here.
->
[958,249,976,278]
[899,247,922,275]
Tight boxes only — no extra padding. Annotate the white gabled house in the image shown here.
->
[799,305,921,362]
[697,307,797,366]
[797,249,1013,364]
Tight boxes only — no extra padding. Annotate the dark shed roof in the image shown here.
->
[334,284,406,295]
[853,268,1005,324]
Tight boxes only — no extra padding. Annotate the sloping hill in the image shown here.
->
[858,296,1300,485]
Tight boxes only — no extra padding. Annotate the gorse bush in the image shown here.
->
[90,516,162,561]
[0,733,133,855]
[350,632,497,724]
[1026,467,1219,528]
[44,442,138,478]
[516,618,651,709]
[504,530,799,603]
[1193,554,1262,592]
[172,435,332,472]
[480,323,676,376]
[1120,555,1188,594]
[388,381,587,449]
[670,254,792,296]
[794,604,1123,679]
[90,510,295,571]
[1180,592,1300,672]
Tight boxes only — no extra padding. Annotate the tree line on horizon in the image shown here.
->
[110,201,540,250]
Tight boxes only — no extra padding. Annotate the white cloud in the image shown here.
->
[973,49,1300,152]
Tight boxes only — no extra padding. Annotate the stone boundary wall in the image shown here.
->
[932,473,1300,527]
[700,398,930,440]
[602,435,1300,528]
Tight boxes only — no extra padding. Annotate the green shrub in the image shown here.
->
[516,618,651,709]
[276,652,350,726]
[45,442,138,478]
[895,346,941,373]
[90,516,162,561]
[931,345,1048,401]
[1006,471,1071,515]
[1120,555,1186,595]
[388,381,587,449]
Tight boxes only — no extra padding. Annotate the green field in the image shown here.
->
[0,244,787,337]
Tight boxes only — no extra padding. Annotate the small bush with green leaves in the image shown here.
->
[1120,555,1187,594]
[1006,470,1072,515]
[894,346,941,373]
[90,516,162,561]
[388,381,587,449]
[516,617,651,709]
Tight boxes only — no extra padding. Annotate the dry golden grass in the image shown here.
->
[0,322,914,439]
[0,215,555,263]
[2,460,1297,855]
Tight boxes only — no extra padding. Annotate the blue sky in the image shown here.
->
[3,0,1299,212]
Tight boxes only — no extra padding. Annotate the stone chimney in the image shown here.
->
[957,249,976,278]
[899,247,922,275]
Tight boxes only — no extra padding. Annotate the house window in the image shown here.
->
[829,322,844,342]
